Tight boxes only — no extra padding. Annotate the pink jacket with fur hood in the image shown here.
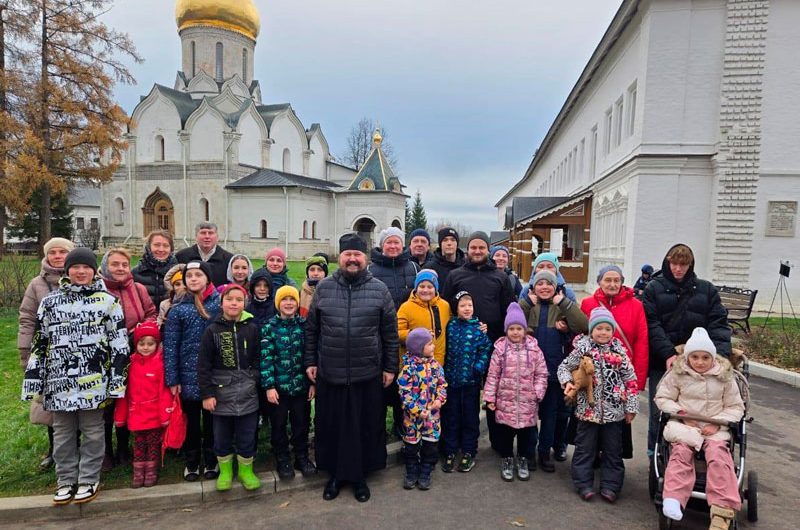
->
[483,335,548,429]
[654,354,744,450]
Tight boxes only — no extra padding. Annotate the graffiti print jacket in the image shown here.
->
[21,277,130,412]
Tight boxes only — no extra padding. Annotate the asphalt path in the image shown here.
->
[22,376,799,530]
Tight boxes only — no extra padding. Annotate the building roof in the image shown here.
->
[348,131,402,192]
[153,84,200,127]
[495,0,640,207]
[489,231,510,245]
[505,193,593,228]
[68,183,102,207]
[226,167,343,193]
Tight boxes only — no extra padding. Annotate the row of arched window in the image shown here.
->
[152,139,293,171]
[188,41,248,83]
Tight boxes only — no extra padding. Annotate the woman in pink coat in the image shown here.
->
[484,303,548,482]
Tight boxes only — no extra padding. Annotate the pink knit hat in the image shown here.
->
[265,247,286,263]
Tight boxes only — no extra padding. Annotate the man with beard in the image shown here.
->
[425,227,465,287]
[441,231,515,451]
[305,233,399,503]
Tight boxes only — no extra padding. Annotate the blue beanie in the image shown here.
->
[596,264,624,284]
[409,228,431,243]
[490,245,510,259]
[533,252,560,272]
[641,264,654,274]
[414,269,439,292]
[589,307,617,333]
[406,327,433,356]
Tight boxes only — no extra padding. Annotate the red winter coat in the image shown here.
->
[581,286,649,391]
[114,348,172,431]
[104,274,158,333]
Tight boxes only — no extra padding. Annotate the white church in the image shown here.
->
[496,0,800,310]
[101,0,406,257]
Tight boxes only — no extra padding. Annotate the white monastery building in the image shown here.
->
[102,0,406,257]
[496,0,800,310]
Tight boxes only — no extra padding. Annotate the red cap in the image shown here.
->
[133,321,161,345]
[220,283,248,300]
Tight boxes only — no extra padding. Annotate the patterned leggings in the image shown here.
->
[133,428,163,463]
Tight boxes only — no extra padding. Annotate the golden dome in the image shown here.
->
[372,128,383,147]
[175,0,261,41]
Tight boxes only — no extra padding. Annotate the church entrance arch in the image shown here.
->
[353,216,376,251]
[143,188,175,236]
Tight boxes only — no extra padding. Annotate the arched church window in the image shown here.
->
[200,198,209,222]
[312,221,317,239]
[302,220,308,239]
[114,197,124,226]
[359,178,375,191]
[282,148,291,172]
[260,220,267,238]
[191,41,196,77]
[242,48,248,83]
[156,135,165,161]
[215,42,224,82]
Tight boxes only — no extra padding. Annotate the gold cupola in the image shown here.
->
[175,0,261,41]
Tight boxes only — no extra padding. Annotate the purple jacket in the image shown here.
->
[483,336,548,429]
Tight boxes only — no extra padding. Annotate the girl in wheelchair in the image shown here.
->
[654,328,745,530]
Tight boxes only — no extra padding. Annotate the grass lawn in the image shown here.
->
[0,257,403,498]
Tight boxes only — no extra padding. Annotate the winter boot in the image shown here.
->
[237,455,262,491]
[539,452,555,473]
[143,461,159,487]
[215,455,234,491]
[417,463,433,490]
[276,456,295,480]
[294,454,317,478]
[131,462,146,489]
[403,460,419,490]
[709,505,736,530]
[203,451,219,479]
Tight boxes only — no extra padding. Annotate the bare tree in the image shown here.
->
[340,117,399,172]
[428,219,475,248]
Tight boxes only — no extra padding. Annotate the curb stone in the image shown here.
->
[749,360,800,388]
[0,440,407,523]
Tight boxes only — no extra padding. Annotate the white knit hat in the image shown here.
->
[684,328,716,356]
[378,227,404,249]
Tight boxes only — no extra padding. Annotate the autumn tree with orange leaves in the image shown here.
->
[0,0,140,249]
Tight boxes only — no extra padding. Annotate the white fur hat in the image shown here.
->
[684,327,716,356]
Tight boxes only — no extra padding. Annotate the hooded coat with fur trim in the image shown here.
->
[654,354,744,449]
[483,336,548,429]
[21,276,130,411]
[397,291,451,365]
[18,258,64,368]
[642,244,731,373]
[580,286,649,391]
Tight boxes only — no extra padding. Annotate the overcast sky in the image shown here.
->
[103,0,621,232]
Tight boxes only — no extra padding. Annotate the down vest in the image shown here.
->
[18,258,63,368]
[114,348,172,431]
[654,354,744,449]
[21,277,130,412]
[304,269,399,385]
[643,245,731,373]
[368,248,419,310]
[162,287,221,400]
[483,336,548,429]
[580,286,649,391]
[197,311,260,416]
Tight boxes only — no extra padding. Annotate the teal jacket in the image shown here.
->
[260,314,309,396]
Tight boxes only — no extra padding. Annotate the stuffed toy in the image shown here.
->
[565,355,594,405]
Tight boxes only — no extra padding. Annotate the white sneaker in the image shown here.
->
[53,484,76,505]
[73,482,100,504]
[517,457,530,481]
[662,497,683,521]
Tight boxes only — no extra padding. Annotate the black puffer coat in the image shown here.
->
[424,248,465,287]
[440,259,515,342]
[368,248,419,309]
[304,269,399,385]
[132,249,178,308]
[176,245,234,288]
[197,312,261,416]
[642,244,731,373]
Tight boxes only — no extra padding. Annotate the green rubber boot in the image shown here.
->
[215,455,234,491]
[237,455,262,491]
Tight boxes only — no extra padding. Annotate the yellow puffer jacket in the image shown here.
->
[397,292,451,366]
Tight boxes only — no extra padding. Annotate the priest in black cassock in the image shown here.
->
[304,232,399,503]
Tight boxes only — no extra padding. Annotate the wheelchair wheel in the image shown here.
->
[658,513,673,530]
[648,458,657,499]
[746,471,758,522]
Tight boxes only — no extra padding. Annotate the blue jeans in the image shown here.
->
[213,412,259,458]
[531,381,571,456]
[441,384,481,456]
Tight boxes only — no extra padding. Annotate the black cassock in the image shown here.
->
[314,376,386,482]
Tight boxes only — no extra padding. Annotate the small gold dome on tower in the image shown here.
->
[373,128,383,147]
[175,0,261,41]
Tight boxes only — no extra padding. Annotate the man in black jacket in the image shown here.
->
[176,223,234,288]
[642,243,731,454]
[425,227,465,287]
[305,233,399,503]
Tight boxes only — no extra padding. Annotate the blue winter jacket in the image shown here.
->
[444,317,493,388]
[163,289,221,400]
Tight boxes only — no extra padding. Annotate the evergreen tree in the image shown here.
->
[7,189,72,242]
[404,198,412,233]
[408,190,427,236]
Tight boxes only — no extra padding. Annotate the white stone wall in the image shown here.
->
[237,111,266,168]
[189,111,225,162]
[309,135,328,180]
[180,27,255,84]
[269,114,306,174]
[133,95,182,164]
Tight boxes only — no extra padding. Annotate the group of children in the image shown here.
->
[23,248,328,504]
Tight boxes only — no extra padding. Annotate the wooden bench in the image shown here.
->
[718,286,758,335]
